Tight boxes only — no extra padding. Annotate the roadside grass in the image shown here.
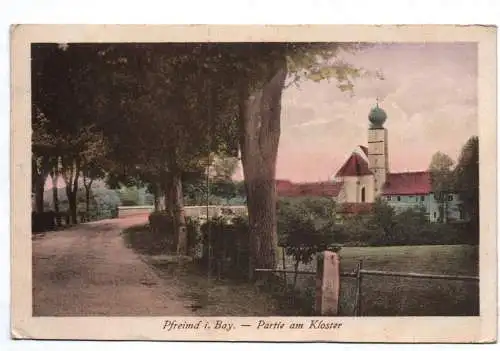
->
[122,224,173,256]
[124,225,479,316]
[281,244,479,316]
[122,224,304,316]
[340,245,479,316]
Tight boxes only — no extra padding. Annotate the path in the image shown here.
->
[32,216,195,316]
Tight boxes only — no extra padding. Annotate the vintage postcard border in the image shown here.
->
[10,24,498,342]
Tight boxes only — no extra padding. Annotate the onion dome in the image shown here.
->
[368,102,387,129]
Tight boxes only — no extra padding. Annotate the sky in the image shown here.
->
[237,42,478,183]
[46,42,478,189]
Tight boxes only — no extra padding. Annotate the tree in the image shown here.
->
[277,197,340,289]
[366,198,397,244]
[32,44,108,223]
[32,42,368,269]
[230,43,366,275]
[429,151,455,223]
[31,108,58,213]
[455,136,479,235]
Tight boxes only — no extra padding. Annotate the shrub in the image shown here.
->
[148,211,177,251]
[277,197,341,289]
[199,215,250,279]
[339,200,477,246]
[32,211,56,233]
[92,187,121,220]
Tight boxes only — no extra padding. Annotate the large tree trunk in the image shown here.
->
[82,173,93,218]
[153,184,161,211]
[51,172,60,213]
[173,172,188,255]
[33,156,51,213]
[238,58,287,279]
[61,156,80,225]
[34,175,47,213]
[67,189,78,225]
[84,183,92,218]
[163,175,175,217]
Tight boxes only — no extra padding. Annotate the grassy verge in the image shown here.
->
[122,224,174,255]
[280,244,479,316]
[122,224,307,316]
[339,245,479,316]
[124,225,479,316]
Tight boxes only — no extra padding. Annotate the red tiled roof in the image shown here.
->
[276,180,342,198]
[337,202,373,214]
[359,145,368,157]
[382,171,432,195]
[335,152,372,177]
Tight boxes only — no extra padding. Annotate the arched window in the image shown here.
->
[361,187,366,203]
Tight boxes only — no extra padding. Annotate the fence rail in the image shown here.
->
[255,255,479,316]
[359,269,479,281]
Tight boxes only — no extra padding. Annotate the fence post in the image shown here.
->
[281,247,287,293]
[354,260,363,316]
[315,250,340,316]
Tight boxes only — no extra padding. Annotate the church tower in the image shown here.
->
[367,101,389,196]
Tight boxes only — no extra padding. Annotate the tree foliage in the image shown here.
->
[454,136,479,234]
[429,151,455,222]
[31,42,370,265]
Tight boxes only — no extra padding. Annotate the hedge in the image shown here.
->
[198,216,251,279]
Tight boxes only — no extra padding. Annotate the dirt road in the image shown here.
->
[32,216,195,316]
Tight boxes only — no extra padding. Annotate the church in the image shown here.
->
[277,103,465,223]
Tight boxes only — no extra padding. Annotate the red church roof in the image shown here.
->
[335,152,372,177]
[359,145,368,157]
[382,171,432,195]
[276,180,342,198]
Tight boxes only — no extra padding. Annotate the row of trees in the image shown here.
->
[428,135,479,232]
[32,42,370,272]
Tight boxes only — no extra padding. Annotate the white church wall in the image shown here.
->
[338,175,374,203]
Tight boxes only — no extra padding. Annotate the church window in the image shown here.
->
[361,187,366,203]
[420,195,425,201]
[433,212,437,219]
[447,194,453,201]
[397,196,401,201]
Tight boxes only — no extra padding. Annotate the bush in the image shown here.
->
[339,200,477,246]
[32,211,56,233]
[148,211,177,251]
[92,187,121,220]
[199,215,250,279]
[277,197,342,289]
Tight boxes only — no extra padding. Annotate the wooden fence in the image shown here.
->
[255,250,479,316]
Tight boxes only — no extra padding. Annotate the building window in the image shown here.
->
[397,196,401,202]
[433,212,437,219]
[386,195,391,201]
[420,195,425,201]
[361,187,366,203]
[447,194,453,201]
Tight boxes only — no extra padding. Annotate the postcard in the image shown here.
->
[10,24,497,342]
